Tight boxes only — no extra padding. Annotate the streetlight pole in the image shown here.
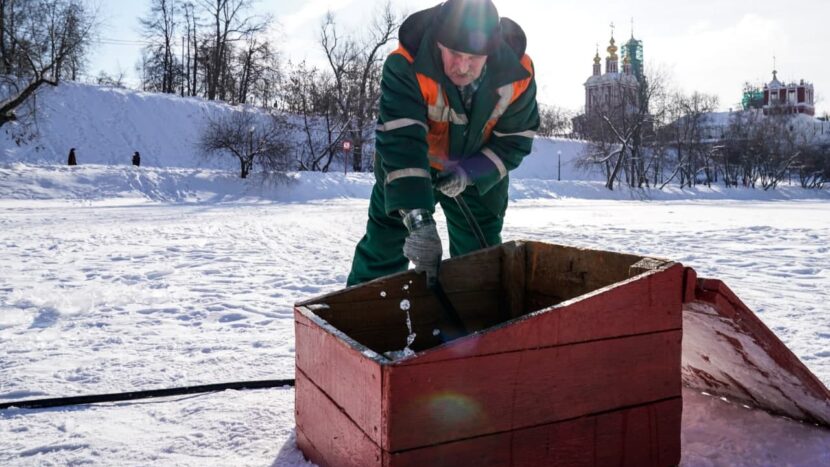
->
[557,150,562,181]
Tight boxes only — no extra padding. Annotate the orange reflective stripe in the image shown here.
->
[390,44,415,63]
[390,45,448,167]
[416,74,439,106]
[482,54,535,143]
[482,120,498,143]
[509,54,534,105]
[414,75,449,169]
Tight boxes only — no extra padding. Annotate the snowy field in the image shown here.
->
[0,166,828,466]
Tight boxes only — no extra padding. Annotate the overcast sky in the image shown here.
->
[90,0,830,116]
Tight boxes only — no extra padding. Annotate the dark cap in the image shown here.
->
[435,0,501,56]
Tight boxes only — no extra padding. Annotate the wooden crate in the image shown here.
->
[294,241,685,467]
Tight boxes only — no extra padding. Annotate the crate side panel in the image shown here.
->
[525,242,649,301]
[500,240,527,321]
[385,330,682,451]
[594,397,682,467]
[384,398,681,467]
[311,289,501,354]
[319,246,502,307]
[295,370,382,467]
[683,279,830,427]
[399,264,683,366]
[295,309,383,444]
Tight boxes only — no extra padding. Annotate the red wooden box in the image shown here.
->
[294,241,685,466]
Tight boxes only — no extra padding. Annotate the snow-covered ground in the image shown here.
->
[1,82,828,465]
[0,164,828,466]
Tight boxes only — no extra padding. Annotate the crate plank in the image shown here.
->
[525,242,650,301]
[383,398,681,466]
[296,370,382,467]
[384,331,682,451]
[309,289,501,354]
[499,240,527,321]
[309,247,503,307]
[595,398,682,466]
[397,264,684,366]
[683,278,830,427]
[295,309,384,444]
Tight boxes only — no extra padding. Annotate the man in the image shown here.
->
[67,148,77,166]
[347,0,539,286]
[132,151,141,167]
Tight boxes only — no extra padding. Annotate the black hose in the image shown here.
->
[0,378,295,411]
[454,196,488,249]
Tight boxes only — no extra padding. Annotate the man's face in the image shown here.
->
[437,42,488,87]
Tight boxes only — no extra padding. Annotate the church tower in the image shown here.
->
[606,35,619,74]
[575,23,644,136]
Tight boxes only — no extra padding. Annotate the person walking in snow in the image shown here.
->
[347,0,539,286]
[67,148,77,166]
[132,151,141,167]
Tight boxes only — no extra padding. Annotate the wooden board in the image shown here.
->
[301,246,502,307]
[384,398,682,467]
[525,242,654,302]
[295,370,382,467]
[384,331,682,451]
[682,278,830,428]
[295,308,384,445]
[307,289,500,353]
[396,263,684,367]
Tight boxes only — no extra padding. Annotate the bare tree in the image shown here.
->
[796,142,830,189]
[282,60,348,171]
[578,70,665,190]
[139,0,179,94]
[182,1,199,96]
[537,104,573,137]
[320,1,402,171]
[196,0,268,101]
[95,69,126,88]
[759,114,819,190]
[658,91,719,188]
[199,109,291,178]
[0,0,96,128]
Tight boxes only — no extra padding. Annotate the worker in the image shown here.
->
[347,0,539,286]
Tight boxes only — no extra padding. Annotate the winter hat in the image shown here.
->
[435,0,501,56]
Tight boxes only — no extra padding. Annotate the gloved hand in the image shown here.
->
[401,209,442,284]
[435,165,470,198]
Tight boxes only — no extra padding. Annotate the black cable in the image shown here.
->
[454,196,488,249]
[0,378,295,411]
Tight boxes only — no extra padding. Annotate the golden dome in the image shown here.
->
[607,36,618,59]
[594,49,601,65]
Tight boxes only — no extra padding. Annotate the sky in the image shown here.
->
[89,0,830,116]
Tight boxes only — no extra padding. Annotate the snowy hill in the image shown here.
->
[0,81,601,179]
[0,82,246,169]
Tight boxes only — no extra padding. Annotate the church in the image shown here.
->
[573,27,645,137]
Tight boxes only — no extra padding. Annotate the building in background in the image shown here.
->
[582,34,640,117]
[573,28,643,137]
[762,68,815,116]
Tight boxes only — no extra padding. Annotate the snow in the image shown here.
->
[1,82,828,465]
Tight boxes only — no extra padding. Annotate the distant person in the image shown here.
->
[132,151,141,167]
[67,148,77,166]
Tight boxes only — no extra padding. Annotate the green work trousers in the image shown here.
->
[347,182,505,286]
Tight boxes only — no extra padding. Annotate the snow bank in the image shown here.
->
[0,82,252,170]
[1,163,826,204]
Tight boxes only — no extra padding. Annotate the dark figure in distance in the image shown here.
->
[67,148,77,166]
[132,151,141,167]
